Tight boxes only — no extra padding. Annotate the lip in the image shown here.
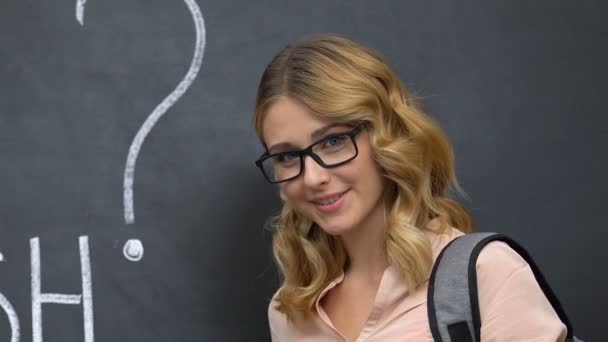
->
[312,190,349,214]
[312,190,349,202]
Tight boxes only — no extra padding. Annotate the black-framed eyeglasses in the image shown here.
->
[255,124,366,184]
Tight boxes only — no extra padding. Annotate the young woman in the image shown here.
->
[253,34,567,341]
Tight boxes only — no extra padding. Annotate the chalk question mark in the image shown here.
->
[77,0,206,261]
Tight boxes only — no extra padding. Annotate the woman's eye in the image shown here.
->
[277,151,299,162]
[323,135,346,148]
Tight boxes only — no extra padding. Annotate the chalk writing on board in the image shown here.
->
[0,237,92,342]
[31,236,94,342]
[0,1,208,341]
[123,239,144,261]
[121,0,206,261]
[75,0,87,25]
[74,0,206,261]
[0,292,20,342]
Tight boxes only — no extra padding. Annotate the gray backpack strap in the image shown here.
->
[427,233,582,342]
[427,232,496,342]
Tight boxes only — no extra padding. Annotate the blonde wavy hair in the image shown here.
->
[253,34,473,323]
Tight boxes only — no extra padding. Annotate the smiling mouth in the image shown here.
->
[314,191,348,205]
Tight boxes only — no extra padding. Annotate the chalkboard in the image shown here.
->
[1,0,606,341]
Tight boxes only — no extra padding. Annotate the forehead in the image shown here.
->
[262,97,335,147]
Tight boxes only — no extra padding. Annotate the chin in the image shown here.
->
[318,226,348,236]
[315,218,355,237]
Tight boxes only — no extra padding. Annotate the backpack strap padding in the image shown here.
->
[428,232,497,342]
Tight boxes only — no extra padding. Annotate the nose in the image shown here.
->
[302,155,331,186]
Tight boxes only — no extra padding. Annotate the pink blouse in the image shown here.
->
[268,219,568,341]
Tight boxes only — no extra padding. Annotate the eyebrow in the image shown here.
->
[267,123,348,154]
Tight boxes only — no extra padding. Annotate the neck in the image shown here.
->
[340,200,389,282]
[342,234,388,283]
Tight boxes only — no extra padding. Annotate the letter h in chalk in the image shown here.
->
[30,237,94,342]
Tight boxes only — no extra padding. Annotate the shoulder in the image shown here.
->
[422,218,528,273]
[474,238,544,304]
[268,291,285,330]
[267,290,293,340]
[474,239,568,340]
[474,240,532,304]
[476,240,528,279]
[422,218,465,260]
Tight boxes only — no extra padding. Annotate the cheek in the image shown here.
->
[353,153,385,192]
[351,146,377,174]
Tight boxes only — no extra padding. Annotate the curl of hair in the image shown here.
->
[254,34,473,322]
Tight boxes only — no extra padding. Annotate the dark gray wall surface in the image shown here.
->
[1,0,606,341]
